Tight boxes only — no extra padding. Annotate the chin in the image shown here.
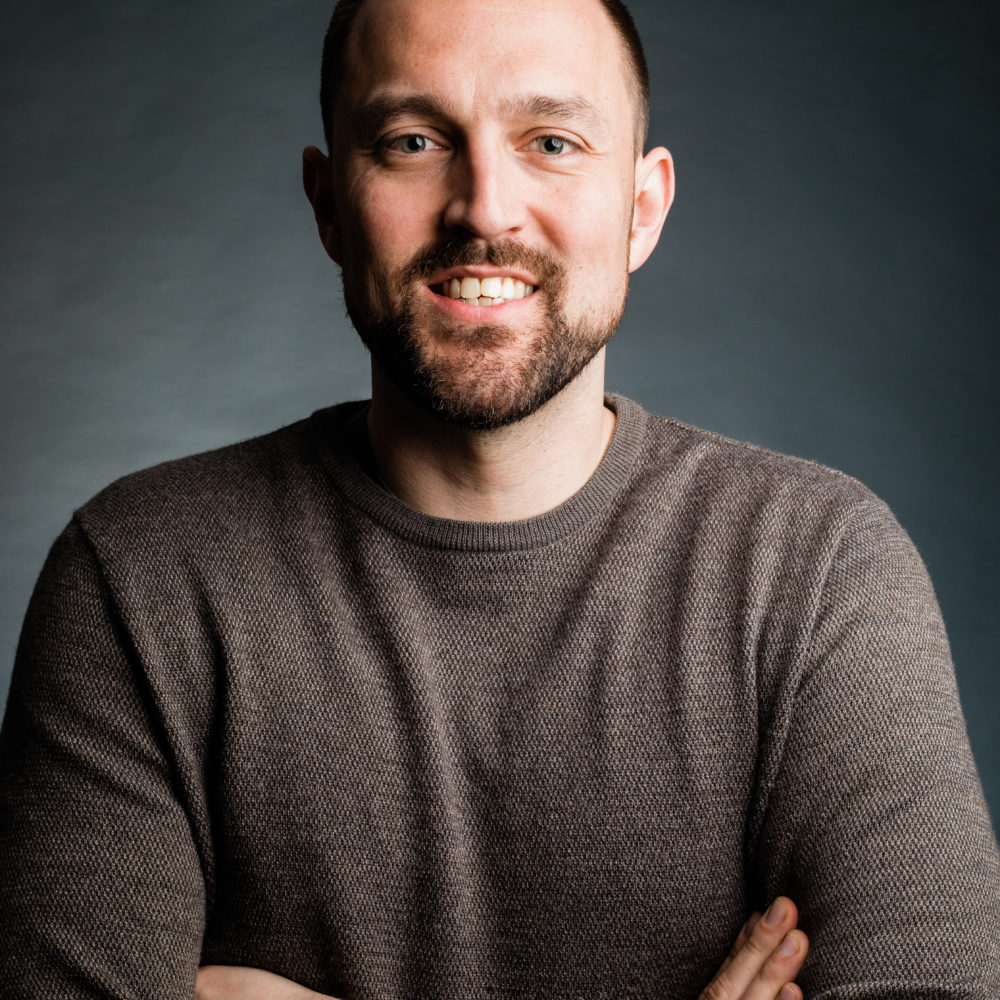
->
[411,359,578,430]
[346,243,625,430]
[357,306,618,430]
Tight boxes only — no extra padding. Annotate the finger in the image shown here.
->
[736,912,762,951]
[196,965,340,1000]
[698,896,805,1000]
[744,929,808,1000]
[716,912,761,977]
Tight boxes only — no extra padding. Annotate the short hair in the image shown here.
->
[318,0,650,154]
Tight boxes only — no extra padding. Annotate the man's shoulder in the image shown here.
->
[642,409,876,507]
[72,403,361,558]
[633,406,891,545]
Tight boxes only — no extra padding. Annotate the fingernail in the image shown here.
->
[777,933,799,956]
[764,898,787,926]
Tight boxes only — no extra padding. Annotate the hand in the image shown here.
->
[195,965,338,1000]
[196,898,808,1000]
[699,896,809,1000]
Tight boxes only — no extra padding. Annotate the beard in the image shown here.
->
[345,237,626,431]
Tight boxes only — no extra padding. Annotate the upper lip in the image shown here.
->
[426,265,539,286]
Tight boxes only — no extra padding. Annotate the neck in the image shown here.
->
[365,353,616,522]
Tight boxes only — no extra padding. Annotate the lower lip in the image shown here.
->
[425,287,539,318]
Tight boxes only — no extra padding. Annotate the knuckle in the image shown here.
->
[758,936,805,981]
[753,962,789,991]
[742,931,771,958]
[701,980,733,1000]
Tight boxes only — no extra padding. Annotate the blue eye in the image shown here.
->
[536,136,573,155]
[390,134,437,153]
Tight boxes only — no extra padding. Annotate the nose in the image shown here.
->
[441,142,526,240]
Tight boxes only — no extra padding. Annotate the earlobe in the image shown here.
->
[302,145,342,265]
[628,147,674,274]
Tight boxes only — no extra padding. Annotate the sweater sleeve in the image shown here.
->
[753,500,1000,999]
[0,521,206,998]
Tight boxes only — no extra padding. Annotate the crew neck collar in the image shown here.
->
[309,394,647,552]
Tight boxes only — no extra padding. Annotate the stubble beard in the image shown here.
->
[345,238,626,431]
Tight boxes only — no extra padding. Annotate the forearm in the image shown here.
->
[195,897,810,1000]
[0,522,206,997]
[752,502,1000,996]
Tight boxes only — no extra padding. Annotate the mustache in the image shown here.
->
[399,237,565,290]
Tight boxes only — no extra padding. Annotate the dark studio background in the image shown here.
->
[2,0,997,824]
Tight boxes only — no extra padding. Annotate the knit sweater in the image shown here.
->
[1,395,997,999]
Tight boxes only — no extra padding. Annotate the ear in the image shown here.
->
[628,146,674,274]
[302,145,342,265]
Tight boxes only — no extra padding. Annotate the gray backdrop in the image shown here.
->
[3,1,997,822]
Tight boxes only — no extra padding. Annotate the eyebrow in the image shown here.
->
[354,91,607,139]
[357,94,446,134]
[498,93,606,132]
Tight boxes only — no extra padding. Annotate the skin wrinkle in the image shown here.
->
[304,0,672,519]
[354,234,624,428]
[354,93,610,153]
[319,0,649,154]
[327,0,640,430]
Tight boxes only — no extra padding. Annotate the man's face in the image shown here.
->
[326,0,654,428]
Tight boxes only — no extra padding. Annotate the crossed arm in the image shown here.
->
[195,898,809,1000]
[1,524,811,998]
[4,513,999,995]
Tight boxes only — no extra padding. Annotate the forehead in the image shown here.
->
[340,0,631,124]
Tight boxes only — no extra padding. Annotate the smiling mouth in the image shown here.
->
[434,275,537,307]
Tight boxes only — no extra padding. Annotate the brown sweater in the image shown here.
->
[1,395,997,999]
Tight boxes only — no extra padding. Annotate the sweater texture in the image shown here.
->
[1,395,998,998]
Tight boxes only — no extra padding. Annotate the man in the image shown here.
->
[1,0,997,998]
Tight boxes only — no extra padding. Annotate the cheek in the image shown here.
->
[538,171,633,253]
[347,175,438,270]
[541,187,632,298]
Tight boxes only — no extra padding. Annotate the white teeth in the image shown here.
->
[438,275,537,305]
